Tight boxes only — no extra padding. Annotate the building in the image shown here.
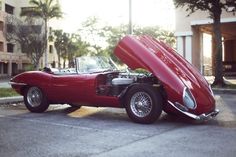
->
[0,0,58,78]
[175,4,236,76]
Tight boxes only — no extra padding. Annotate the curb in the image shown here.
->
[212,88,236,94]
[0,96,23,104]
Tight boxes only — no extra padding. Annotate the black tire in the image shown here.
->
[24,86,49,113]
[68,104,81,109]
[125,84,163,124]
[164,110,177,117]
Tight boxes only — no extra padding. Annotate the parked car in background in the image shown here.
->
[10,35,219,124]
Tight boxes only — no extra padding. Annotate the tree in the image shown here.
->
[134,25,176,47]
[102,24,128,62]
[76,16,176,63]
[78,17,106,55]
[101,24,176,63]
[52,30,90,68]
[174,0,236,87]
[60,32,69,68]
[20,0,62,67]
[52,29,64,68]
[5,15,45,70]
[70,34,90,58]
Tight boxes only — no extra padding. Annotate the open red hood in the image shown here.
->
[114,35,215,114]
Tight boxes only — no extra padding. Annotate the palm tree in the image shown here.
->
[52,29,64,68]
[21,0,62,67]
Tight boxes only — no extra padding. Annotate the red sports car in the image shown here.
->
[10,35,219,124]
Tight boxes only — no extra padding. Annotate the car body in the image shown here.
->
[10,35,219,124]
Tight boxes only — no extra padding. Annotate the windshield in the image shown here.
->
[76,56,118,73]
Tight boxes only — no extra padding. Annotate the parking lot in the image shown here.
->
[0,94,236,157]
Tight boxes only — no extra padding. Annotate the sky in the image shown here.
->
[50,0,175,33]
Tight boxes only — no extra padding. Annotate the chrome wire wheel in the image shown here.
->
[130,91,153,118]
[125,84,163,124]
[27,87,43,107]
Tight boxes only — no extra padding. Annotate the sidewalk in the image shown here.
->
[0,96,23,104]
[205,76,236,84]
[0,77,23,104]
[205,76,236,94]
[0,77,11,88]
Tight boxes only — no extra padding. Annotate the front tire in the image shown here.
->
[24,86,49,113]
[125,84,163,124]
[68,104,81,109]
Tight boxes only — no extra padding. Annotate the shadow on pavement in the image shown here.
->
[1,94,236,128]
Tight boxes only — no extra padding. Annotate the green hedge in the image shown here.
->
[0,88,20,98]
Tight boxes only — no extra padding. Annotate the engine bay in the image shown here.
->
[96,72,159,96]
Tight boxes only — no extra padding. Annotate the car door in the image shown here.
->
[47,74,89,103]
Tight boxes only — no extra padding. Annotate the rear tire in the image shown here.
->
[125,84,163,124]
[68,104,81,109]
[24,86,49,113]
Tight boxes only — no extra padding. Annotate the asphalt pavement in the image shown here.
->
[0,94,236,157]
[0,77,236,156]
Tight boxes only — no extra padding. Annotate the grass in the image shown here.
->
[0,88,20,98]
[227,84,236,89]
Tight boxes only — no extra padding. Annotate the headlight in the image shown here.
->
[183,87,196,110]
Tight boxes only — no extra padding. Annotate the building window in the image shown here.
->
[21,7,35,12]
[0,63,2,74]
[0,42,3,52]
[5,4,14,15]
[12,63,18,76]
[3,63,8,74]
[7,43,14,53]
[0,21,3,31]
[6,24,14,33]
[49,45,53,53]
[21,7,37,16]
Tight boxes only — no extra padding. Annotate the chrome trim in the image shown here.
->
[168,100,219,121]
[209,84,214,96]
[9,82,27,86]
[27,87,42,107]
[182,87,197,110]
[130,91,153,118]
[175,102,188,112]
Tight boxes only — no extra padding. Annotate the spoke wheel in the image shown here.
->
[27,87,43,107]
[24,86,49,113]
[125,84,163,124]
[130,92,153,118]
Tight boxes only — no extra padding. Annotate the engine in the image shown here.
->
[96,72,159,97]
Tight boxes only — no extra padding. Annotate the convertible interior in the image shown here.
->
[42,67,77,75]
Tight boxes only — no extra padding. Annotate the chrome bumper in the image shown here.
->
[9,82,27,86]
[168,101,219,121]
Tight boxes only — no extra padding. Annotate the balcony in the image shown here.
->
[0,11,5,43]
[0,11,5,22]
[0,52,30,64]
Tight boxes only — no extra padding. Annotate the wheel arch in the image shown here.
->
[23,85,49,113]
[124,83,164,124]
[20,84,46,96]
[119,83,166,107]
